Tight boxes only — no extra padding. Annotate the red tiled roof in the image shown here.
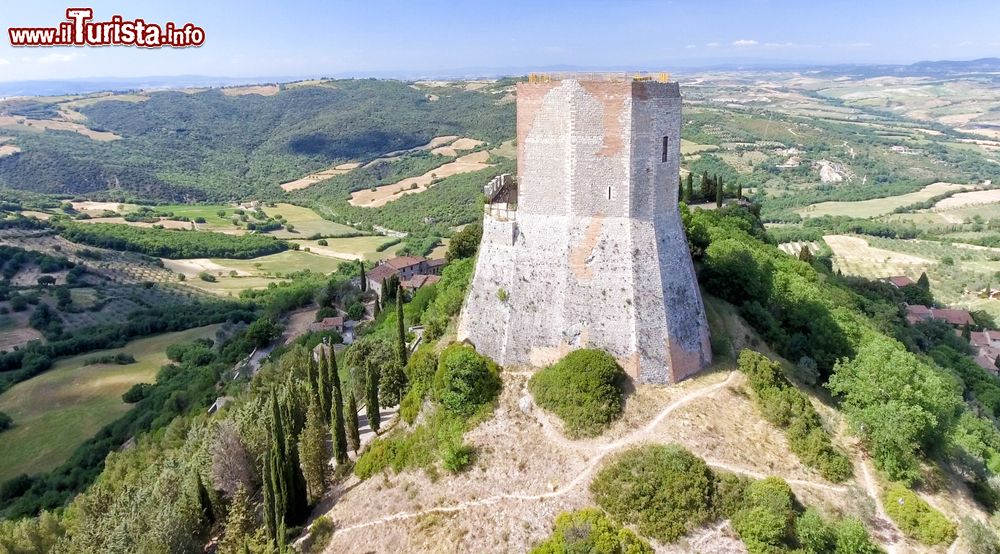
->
[426,258,446,268]
[385,256,426,270]
[366,263,397,284]
[933,308,975,326]
[402,274,441,289]
[887,275,915,288]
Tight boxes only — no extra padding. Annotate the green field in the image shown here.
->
[799,183,971,218]
[0,324,222,481]
[299,235,404,261]
[152,203,358,238]
[212,249,350,274]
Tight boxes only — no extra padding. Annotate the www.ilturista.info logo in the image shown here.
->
[8,8,205,48]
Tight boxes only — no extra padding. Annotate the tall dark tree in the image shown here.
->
[700,172,712,199]
[737,183,743,199]
[358,259,367,292]
[917,272,930,291]
[196,474,215,525]
[379,279,389,309]
[345,391,361,454]
[316,349,331,424]
[963,323,972,342]
[366,364,381,434]
[798,245,814,264]
[306,354,320,406]
[298,397,330,504]
[715,177,724,208]
[684,172,694,203]
[330,348,349,465]
[396,285,408,366]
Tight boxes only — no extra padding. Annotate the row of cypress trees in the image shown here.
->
[260,283,413,550]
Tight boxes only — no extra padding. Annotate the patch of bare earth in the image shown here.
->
[220,85,280,96]
[0,115,120,141]
[280,163,360,192]
[348,151,493,208]
[933,188,1000,210]
[318,370,868,553]
[0,145,20,157]
[160,258,248,278]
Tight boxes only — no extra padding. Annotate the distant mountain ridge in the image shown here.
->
[3,58,1000,97]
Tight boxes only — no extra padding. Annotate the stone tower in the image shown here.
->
[457,74,711,383]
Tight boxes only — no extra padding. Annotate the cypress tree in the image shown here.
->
[684,172,694,203]
[715,177,724,208]
[380,279,389,309]
[345,391,361,454]
[677,176,683,202]
[358,259,367,292]
[298,397,330,504]
[262,453,276,543]
[798,245,814,264]
[220,485,253,554]
[196,474,215,525]
[317,349,331,424]
[963,323,972,341]
[396,285,408,366]
[700,171,711,198]
[366,364,381,434]
[917,272,930,291]
[307,354,320,406]
[330,349,349,465]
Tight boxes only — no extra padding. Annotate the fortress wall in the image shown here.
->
[461,78,710,383]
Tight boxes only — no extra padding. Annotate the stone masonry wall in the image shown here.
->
[458,78,711,383]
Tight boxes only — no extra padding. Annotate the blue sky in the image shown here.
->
[1,0,998,81]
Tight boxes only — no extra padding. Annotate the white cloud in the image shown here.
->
[705,42,720,48]
[732,39,758,47]
[684,44,697,49]
[37,51,80,64]
[0,58,9,66]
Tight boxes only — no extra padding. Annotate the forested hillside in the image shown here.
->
[0,80,514,202]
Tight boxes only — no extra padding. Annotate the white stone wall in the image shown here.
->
[458,79,711,383]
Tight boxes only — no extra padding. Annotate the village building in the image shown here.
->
[884,275,915,288]
[365,255,445,300]
[904,304,975,327]
[308,316,344,335]
[971,330,1000,374]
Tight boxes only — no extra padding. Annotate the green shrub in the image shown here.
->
[440,441,474,473]
[433,344,501,417]
[0,411,11,432]
[731,477,796,553]
[529,349,626,438]
[796,508,835,553]
[883,483,957,546]
[399,384,424,425]
[738,350,852,482]
[711,471,752,520]
[531,508,653,554]
[308,515,334,553]
[590,444,714,543]
[833,518,883,554]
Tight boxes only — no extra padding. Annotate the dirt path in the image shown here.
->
[326,371,907,552]
[333,373,742,535]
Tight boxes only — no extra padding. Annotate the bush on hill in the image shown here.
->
[883,483,957,546]
[433,343,501,417]
[528,349,626,438]
[738,350,852,482]
[530,508,653,554]
[590,444,715,543]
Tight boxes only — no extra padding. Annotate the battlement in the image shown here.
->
[528,72,671,83]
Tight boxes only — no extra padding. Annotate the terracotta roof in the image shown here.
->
[402,274,441,289]
[426,258,446,268]
[308,316,344,332]
[385,256,426,270]
[933,308,975,326]
[887,275,915,288]
[366,263,397,284]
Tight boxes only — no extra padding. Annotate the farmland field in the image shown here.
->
[348,151,493,208]
[0,324,223,481]
[799,182,972,218]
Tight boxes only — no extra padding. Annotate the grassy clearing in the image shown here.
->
[299,236,404,261]
[150,203,357,238]
[800,182,971,218]
[681,139,719,155]
[0,324,222,481]
[212,249,349,275]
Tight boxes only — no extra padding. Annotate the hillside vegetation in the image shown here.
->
[0,80,514,202]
